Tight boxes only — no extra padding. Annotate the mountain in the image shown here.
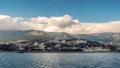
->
[0,30,120,46]
[47,32,73,40]
[72,32,120,45]
[0,30,73,42]
[0,30,46,41]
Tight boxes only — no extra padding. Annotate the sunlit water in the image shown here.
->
[0,53,120,68]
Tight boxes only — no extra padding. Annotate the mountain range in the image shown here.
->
[72,32,120,45]
[0,30,120,45]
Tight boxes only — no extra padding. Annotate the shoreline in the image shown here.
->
[0,51,118,53]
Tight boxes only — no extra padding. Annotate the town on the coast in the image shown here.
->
[0,37,119,53]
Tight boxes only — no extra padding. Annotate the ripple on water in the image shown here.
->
[0,53,119,68]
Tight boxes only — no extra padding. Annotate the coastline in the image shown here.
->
[0,51,118,53]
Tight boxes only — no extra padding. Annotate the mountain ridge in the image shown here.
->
[0,30,120,45]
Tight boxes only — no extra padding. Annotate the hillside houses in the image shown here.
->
[0,38,113,52]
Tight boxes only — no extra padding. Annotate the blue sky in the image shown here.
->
[0,0,120,22]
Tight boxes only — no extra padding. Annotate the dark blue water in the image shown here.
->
[0,53,120,68]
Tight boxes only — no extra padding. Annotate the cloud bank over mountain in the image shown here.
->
[0,15,120,34]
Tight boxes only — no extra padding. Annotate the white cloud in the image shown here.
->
[0,15,120,34]
[0,15,27,30]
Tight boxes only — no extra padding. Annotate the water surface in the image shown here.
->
[0,53,120,68]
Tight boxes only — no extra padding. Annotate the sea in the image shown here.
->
[0,53,120,68]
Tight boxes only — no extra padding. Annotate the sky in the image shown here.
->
[1,0,120,22]
[0,0,120,34]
